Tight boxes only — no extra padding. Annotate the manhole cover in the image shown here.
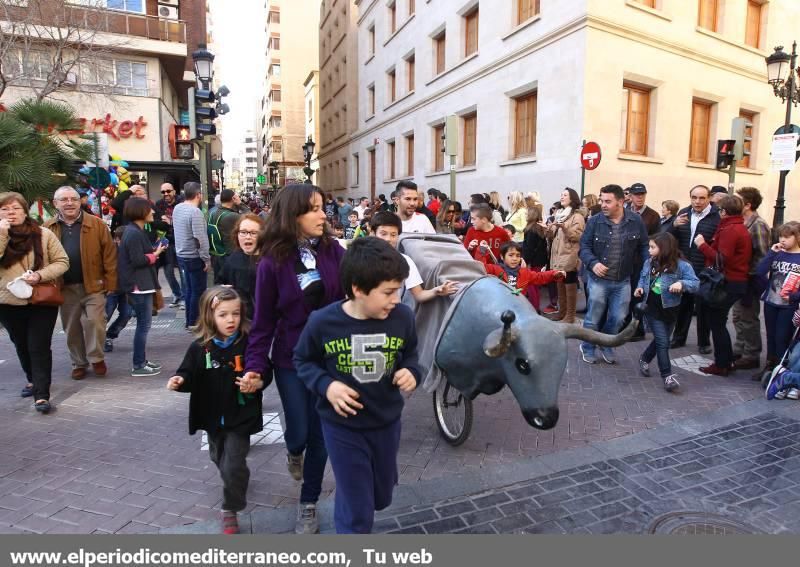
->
[649,512,759,535]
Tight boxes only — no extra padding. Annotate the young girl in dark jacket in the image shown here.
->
[167,286,266,534]
[219,214,265,319]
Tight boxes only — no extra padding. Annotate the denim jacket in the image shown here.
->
[637,258,700,309]
[579,210,649,281]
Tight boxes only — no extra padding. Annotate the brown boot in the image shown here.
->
[546,280,566,321]
[562,283,578,324]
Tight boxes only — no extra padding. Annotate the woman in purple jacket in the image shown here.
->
[244,185,345,534]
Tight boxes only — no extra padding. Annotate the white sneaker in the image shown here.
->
[787,388,800,400]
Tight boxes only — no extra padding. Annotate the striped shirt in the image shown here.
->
[172,202,210,262]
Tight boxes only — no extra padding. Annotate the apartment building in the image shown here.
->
[0,0,210,195]
[259,0,320,186]
[244,131,259,189]
[304,70,321,179]
[343,0,799,220]
[317,0,360,192]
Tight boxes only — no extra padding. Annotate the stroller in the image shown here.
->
[763,326,800,399]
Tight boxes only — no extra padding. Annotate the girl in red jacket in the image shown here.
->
[476,241,565,311]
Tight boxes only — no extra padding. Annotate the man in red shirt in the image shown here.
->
[464,203,510,261]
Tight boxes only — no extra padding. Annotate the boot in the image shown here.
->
[562,283,578,324]
[546,280,566,321]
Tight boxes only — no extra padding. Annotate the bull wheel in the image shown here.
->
[433,381,473,446]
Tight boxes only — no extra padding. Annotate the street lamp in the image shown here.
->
[302,135,316,183]
[765,43,800,229]
[192,44,215,90]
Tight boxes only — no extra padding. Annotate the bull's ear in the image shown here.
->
[483,310,518,358]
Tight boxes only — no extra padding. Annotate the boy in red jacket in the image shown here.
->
[476,241,565,310]
[464,203,510,260]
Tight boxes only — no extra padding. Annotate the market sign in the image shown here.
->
[64,114,148,141]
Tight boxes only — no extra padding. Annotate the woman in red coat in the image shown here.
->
[694,195,752,376]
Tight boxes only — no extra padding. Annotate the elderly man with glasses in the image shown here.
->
[154,183,185,308]
[44,186,117,380]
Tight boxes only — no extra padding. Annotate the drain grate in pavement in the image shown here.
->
[649,512,759,535]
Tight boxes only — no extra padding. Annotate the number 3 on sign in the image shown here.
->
[351,334,387,383]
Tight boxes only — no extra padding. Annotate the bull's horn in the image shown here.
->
[558,315,639,346]
[483,310,518,358]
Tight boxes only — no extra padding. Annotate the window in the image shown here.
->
[103,0,144,13]
[745,1,762,48]
[270,89,282,102]
[689,99,712,163]
[354,153,360,185]
[433,124,445,171]
[407,54,415,92]
[272,141,282,153]
[513,92,537,158]
[464,8,479,57]
[5,49,53,81]
[270,36,281,50]
[113,60,147,96]
[738,110,756,169]
[409,0,415,16]
[620,84,649,155]
[517,0,540,24]
[389,1,397,34]
[462,113,477,166]
[270,64,281,77]
[406,133,415,176]
[387,140,396,179]
[367,84,375,116]
[434,31,446,75]
[387,68,396,102]
[697,0,718,32]
[79,58,147,96]
[268,10,280,24]
[368,25,376,56]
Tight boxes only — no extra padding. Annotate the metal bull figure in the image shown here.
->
[435,276,638,431]
[397,233,637,440]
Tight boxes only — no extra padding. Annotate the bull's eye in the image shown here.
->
[515,358,531,375]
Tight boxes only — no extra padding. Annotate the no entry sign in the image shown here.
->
[581,141,602,170]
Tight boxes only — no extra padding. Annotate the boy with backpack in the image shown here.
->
[208,189,240,284]
[294,238,422,533]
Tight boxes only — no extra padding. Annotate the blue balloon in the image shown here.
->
[109,172,119,185]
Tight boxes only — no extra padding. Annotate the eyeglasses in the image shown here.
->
[446,209,456,213]
[238,230,260,237]
[160,190,174,195]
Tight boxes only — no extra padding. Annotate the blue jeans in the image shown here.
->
[641,314,675,377]
[764,303,798,361]
[177,256,207,327]
[581,273,631,355]
[322,419,401,534]
[128,293,153,369]
[161,246,183,301]
[274,367,327,504]
[105,292,132,339]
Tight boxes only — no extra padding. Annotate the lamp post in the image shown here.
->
[302,136,316,184]
[192,44,216,210]
[765,42,800,229]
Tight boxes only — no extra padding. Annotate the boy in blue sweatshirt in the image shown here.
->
[294,237,422,534]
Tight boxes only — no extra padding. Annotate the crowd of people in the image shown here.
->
[1,178,799,537]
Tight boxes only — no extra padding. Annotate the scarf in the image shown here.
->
[554,206,572,224]
[212,330,240,349]
[1,218,43,270]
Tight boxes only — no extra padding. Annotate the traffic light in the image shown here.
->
[732,116,753,161]
[190,87,217,138]
[716,139,735,170]
[168,124,193,160]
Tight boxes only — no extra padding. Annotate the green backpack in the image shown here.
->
[208,208,233,257]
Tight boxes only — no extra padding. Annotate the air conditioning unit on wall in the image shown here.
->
[158,0,179,7]
[158,5,179,20]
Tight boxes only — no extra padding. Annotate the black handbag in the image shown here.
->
[698,253,728,308]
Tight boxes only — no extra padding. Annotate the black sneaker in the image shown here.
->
[103,338,113,353]
[638,358,650,377]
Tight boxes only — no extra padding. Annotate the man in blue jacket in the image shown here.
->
[579,184,649,365]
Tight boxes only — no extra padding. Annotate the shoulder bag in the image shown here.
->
[30,281,64,306]
[697,252,728,308]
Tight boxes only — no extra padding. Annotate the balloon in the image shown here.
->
[109,172,119,185]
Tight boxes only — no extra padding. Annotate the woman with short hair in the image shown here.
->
[0,192,69,413]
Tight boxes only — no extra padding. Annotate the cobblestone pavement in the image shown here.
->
[0,300,777,534]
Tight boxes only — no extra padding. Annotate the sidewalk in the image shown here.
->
[0,304,779,534]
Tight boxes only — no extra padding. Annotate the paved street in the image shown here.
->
[0,302,790,534]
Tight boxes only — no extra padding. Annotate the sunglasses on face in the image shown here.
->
[161,190,174,194]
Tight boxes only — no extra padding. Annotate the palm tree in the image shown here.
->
[0,98,92,202]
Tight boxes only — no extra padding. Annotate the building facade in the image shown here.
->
[304,70,321,181]
[317,0,360,192]
[244,131,259,190]
[259,0,320,186]
[0,0,211,198]
[339,0,799,221]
